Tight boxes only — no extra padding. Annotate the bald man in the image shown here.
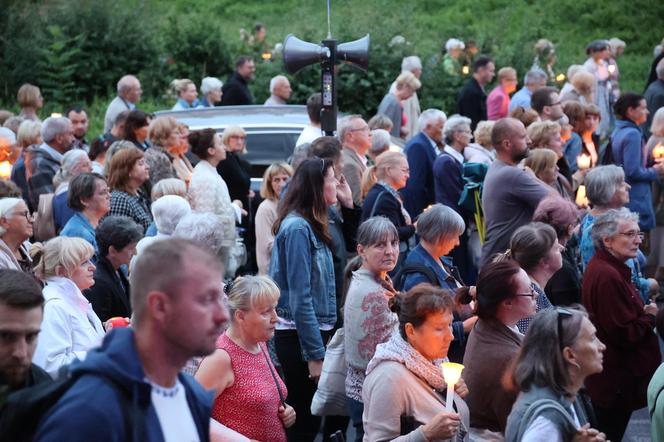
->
[265,75,292,105]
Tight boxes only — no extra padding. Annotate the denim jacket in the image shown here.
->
[269,213,336,361]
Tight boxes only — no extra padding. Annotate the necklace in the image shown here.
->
[145,377,179,398]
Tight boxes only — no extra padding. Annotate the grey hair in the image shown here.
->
[590,208,639,250]
[117,75,139,95]
[656,58,664,81]
[442,114,472,142]
[0,198,24,236]
[370,129,391,154]
[417,109,446,133]
[524,69,547,86]
[173,212,231,258]
[401,56,422,73]
[416,204,465,244]
[337,115,363,143]
[356,216,399,247]
[445,38,465,52]
[151,195,191,235]
[104,140,136,174]
[40,117,70,143]
[201,77,223,95]
[53,149,89,188]
[269,75,288,93]
[585,165,625,207]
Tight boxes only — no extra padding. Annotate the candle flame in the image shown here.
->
[653,143,664,159]
[462,65,470,75]
[51,113,62,118]
[261,52,272,60]
[608,64,616,74]
[556,73,566,82]
[441,362,464,385]
[0,161,11,180]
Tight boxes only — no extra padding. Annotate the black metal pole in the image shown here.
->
[320,39,337,136]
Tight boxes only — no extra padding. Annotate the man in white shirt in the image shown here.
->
[35,238,246,442]
[103,75,141,133]
[295,92,323,147]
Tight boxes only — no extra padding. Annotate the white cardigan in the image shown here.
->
[33,277,105,377]
[187,160,241,224]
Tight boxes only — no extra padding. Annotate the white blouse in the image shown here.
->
[33,277,105,377]
[187,160,241,223]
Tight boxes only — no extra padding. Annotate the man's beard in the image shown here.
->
[512,147,529,163]
[0,365,29,388]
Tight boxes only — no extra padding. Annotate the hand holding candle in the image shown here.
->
[441,362,464,412]
[577,153,591,170]
[653,143,664,161]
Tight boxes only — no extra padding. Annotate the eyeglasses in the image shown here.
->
[230,135,246,140]
[11,210,32,222]
[514,287,537,300]
[618,230,644,240]
[556,307,573,350]
[350,126,370,133]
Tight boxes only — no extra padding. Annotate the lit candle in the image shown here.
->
[441,362,464,412]
[51,113,62,118]
[556,73,566,82]
[0,161,11,180]
[462,66,470,75]
[608,64,616,74]
[653,143,664,160]
[577,153,591,170]
[576,185,589,208]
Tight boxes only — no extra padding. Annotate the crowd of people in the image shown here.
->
[1,34,664,442]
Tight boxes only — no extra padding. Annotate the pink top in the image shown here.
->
[487,85,510,120]
[211,334,288,442]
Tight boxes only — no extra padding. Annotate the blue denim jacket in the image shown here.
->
[60,212,98,255]
[269,213,336,361]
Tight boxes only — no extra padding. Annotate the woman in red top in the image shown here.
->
[196,275,295,441]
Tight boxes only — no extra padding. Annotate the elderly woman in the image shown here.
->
[170,79,199,110]
[217,126,252,217]
[343,217,400,440]
[173,212,231,267]
[496,223,563,334]
[0,197,33,272]
[464,120,495,164]
[122,110,152,151]
[362,284,470,441]
[32,237,105,377]
[144,177,187,237]
[443,38,465,76]
[532,196,582,306]
[255,162,293,275]
[11,120,42,203]
[107,147,152,232]
[463,260,535,440]
[146,116,193,185]
[367,128,391,163]
[84,215,143,322]
[196,275,295,442]
[269,158,339,441]
[560,70,594,104]
[60,173,110,253]
[200,77,223,108]
[505,307,607,442]
[361,151,414,267]
[580,165,655,302]
[377,72,421,138]
[584,40,613,137]
[582,208,660,441]
[52,149,93,232]
[17,83,43,122]
[397,204,473,363]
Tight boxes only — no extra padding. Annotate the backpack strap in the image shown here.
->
[393,263,438,291]
[368,190,388,219]
[515,398,577,441]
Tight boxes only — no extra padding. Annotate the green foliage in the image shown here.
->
[38,25,85,104]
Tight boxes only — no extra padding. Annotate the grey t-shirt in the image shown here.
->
[480,160,550,268]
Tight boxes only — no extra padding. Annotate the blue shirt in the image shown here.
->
[60,212,98,254]
[563,132,583,174]
[53,191,75,232]
[508,87,532,112]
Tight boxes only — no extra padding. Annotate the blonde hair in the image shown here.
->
[16,120,42,149]
[221,125,247,154]
[497,67,517,82]
[570,70,594,99]
[652,107,664,137]
[527,121,561,148]
[227,275,280,319]
[151,178,187,200]
[474,121,495,147]
[395,71,421,91]
[362,151,406,197]
[525,148,557,180]
[260,162,293,200]
[170,78,195,98]
[17,84,41,108]
[32,237,94,281]
[148,116,179,148]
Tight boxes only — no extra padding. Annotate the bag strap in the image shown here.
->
[260,344,286,406]
[369,190,388,219]
[393,263,438,291]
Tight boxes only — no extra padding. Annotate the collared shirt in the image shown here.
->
[264,95,286,105]
[39,142,64,163]
[443,145,465,164]
[354,149,368,167]
[509,87,533,112]
[423,132,442,156]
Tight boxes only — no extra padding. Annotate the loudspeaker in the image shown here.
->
[337,34,370,71]
[283,34,330,75]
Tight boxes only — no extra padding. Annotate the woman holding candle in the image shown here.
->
[462,260,535,440]
[648,108,664,279]
[527,120,574,193]
[582,208,659,442]
[504,307,607,442]
[362,283,470,441]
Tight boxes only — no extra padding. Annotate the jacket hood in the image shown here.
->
[614,119,641,131]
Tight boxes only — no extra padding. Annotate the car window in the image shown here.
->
[241,131,299,177]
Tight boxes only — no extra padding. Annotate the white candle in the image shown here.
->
[441,362,464,412]
[577,153,591,170]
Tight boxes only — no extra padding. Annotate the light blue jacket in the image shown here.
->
[60,212,98,254]
[269,213,336,361]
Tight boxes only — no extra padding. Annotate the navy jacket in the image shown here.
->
[401,132,438,218]
[35,328,213,442]
[433,151,470,220]
[362,183,415,242]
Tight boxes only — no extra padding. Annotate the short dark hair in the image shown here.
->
[307,93,322,124]
[114,110,130,127]
[531,87,558,113]
[89,136,110,161]
[472,55,493,72]
[123,110,152,143]
[476,260,522,320]
[393,283,455,339]
[68,173,106,211]
[614,92,644,120]
[308,136,341,162]
[235,56,253,69]
[0,269,43,309]
[66,105,87,117]
[188,128,217,160]
[96,215,143,258]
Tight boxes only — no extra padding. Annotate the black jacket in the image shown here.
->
[84,256,131,322]
[216,152,252,213]
[221,72,253,106]
[457,77,487,131]
[362,184,415,242]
